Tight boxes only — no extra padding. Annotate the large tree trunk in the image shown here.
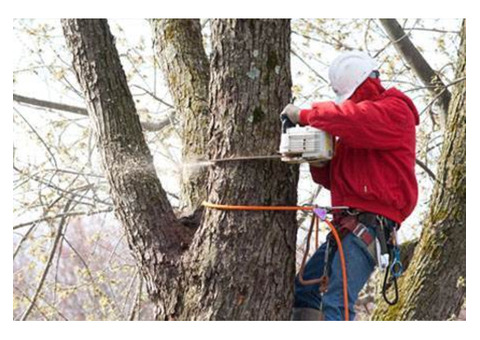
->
[179,19,298,320]
[372,20,466,321]
[62,19,297,320]
[61,19,192,317]
[152,19,210,212]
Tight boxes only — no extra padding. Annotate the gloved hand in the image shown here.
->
[280,104,301,124]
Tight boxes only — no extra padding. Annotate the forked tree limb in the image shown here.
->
[61,20,192,317]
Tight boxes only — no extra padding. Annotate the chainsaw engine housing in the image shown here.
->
[279,125,334,164]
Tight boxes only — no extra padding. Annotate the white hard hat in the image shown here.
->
[328,51,377,104]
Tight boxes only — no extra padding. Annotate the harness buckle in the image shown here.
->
[353,222,367,238]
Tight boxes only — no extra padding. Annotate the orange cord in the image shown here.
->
[202,201,314,211]
[324,219,349,321]
[202,201,350,321]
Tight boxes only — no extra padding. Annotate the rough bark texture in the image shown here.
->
[61,19,192,317]
[179,19,298,320]
[372,20,466,321]
[152,19,210,212]
[62,19,298,320]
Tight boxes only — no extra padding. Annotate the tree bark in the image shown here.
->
[62,19,298,320]
[372,20,466,321]
[380,19,451,125]
[152,19,210,212]
[61,19,192,317]
[178,19,298,320]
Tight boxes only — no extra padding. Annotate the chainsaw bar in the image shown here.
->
[208,155,282,163]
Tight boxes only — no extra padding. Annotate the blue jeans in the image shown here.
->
[294,225,377,320]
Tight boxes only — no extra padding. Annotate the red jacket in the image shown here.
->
[299,78,419,224]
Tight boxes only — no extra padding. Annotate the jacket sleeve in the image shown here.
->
[310,162,331,190]
[299,97,414,150]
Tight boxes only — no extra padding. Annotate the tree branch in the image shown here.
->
[415,158,436,181]
[61,20,191,313]
[13,208,113,230]
[20,199,73,321]
[151,19,210,211]
[379,19,452,124]
[13,93,173,132]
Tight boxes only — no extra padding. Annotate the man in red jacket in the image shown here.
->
[283,51,419,321]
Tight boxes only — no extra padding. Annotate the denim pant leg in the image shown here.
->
[322,232,376,320]
[293,241,328,310]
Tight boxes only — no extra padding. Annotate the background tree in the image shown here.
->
[372,20,466,321]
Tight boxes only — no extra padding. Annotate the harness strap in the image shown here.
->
[352,223,374,245]
[336,213,376,246]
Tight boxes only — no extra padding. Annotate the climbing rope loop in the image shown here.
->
[202,201,350,321]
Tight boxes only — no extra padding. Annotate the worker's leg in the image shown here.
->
[322,232,376,320]
[293,241,328,311]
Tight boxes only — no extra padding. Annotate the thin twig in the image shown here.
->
[14,284,69,321]
[13,208,113,230]
[128,272,143,321]
[416,158,436,181]
[62,236,105,319]
[291,49,329,84]
[131,84,174,108]
[122,268,139,318]
[20,199,73,321]
[14,107,58,168]
[14,165,112,208]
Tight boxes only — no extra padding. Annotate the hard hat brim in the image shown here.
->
[334,70,374,104]
[334,88,356,104]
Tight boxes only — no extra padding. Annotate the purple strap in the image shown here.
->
[313,208,328,221]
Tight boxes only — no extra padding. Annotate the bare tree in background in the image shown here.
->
[372,20,466,321]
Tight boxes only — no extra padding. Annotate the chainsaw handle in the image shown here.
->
[281,113,296,133]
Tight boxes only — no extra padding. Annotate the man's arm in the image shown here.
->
[299,97,415,150]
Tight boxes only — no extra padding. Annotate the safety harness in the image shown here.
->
[331,209,403,306]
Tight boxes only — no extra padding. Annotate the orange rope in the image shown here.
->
[201,201,350,321]
[202,201,314,211]
[324,219,349,321]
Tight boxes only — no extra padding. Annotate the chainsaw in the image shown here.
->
[206,113,333,165]
[278,114,333,164]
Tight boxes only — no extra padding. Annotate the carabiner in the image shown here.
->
[390,248,403,278]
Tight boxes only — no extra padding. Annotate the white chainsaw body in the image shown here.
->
[279,125,334,164]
